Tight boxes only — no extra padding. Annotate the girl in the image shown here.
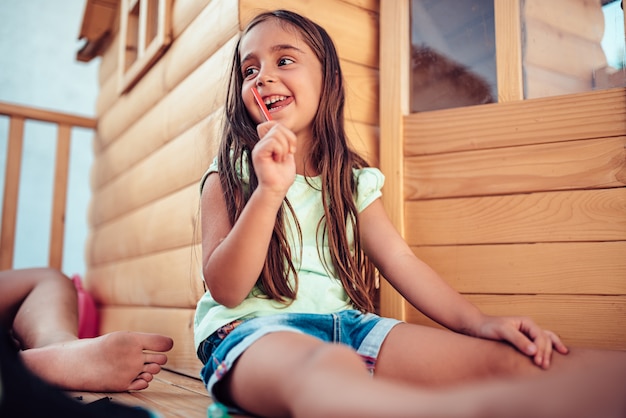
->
[195,9,626,418]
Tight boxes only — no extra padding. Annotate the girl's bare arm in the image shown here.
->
[359,199,484,333]
[200,173,286,307]
[202,122,296,308]
[359,198,567,367]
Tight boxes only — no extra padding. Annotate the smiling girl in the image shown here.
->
[194,9,626,418]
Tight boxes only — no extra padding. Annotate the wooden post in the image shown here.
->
[379,0,409,321]
[494,0,524,101]
[49,124,71,270]
[0,117,25,270]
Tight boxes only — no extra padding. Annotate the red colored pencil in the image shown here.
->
[252,87,272,121]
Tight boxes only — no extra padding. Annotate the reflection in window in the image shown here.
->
[410,0,497,112]
[597,0,625,89]
[522,0,625,99]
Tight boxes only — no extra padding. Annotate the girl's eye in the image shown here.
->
[243,67,258,78]
[278,57,294,66]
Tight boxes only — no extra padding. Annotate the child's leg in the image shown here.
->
[0,268,174,392]
[375,322,543,385]
[375,322,626,386]
[212,330,626,418]
[0,267,79,347]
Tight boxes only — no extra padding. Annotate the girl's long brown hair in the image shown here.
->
[218,10,376,312]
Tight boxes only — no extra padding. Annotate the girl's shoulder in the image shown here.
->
[199,153,249,193]
[353,167,385,212]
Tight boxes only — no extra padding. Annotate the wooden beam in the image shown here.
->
[494,0,524,101]
[0,117,24,270]
[49,124,72,270]
[0,101,96,129]
[378,0,409,321]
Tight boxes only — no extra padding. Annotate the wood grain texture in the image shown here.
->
[412,241,626,295]
[403,88,626,156]
[87,184,200,266]
[89,111,220,227]
[404,188,626,246]
[85,245,204,308]
[239,0,379,68]
[0,117,24,270]
[91,35,237,188]
[404,136,626,200]
[406,294,626,350]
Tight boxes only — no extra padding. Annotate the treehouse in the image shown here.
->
[1,0,624,416]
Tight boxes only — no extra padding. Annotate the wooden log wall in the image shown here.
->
[523,0,608,98]
[402,87,626,350]
[85,0,379,378]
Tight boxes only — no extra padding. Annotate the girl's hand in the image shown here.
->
[252,121,297,196]
[475,315,569,369]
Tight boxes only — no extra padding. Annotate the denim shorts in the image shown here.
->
[197,310,400,405]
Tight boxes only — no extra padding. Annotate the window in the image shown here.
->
[410,0,626,112]
[118,0,172,93]
[410,0,497,112]
[522,0,625,99]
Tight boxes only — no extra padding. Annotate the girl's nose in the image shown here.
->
[256,71,275,86]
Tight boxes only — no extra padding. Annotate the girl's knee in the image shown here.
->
[310,343,364,369]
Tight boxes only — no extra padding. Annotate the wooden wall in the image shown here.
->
[85,0,379,379]
[402,88,626,350]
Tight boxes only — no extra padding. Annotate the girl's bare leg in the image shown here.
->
[0,268,174,392]
[221,331,462,418]
[221,328,626,418]
[375,322,626,385]
[375,323,544,386]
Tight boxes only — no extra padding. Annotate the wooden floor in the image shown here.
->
[71,369,246,418]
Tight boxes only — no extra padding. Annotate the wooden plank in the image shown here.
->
[0,101,96,129]
[412,241,626,295]
[404,188,626,246]
[378,0,410,321]
[0,117,24,270]
[87,184,199,266]
[72,371,212,418]
[494,0,523,102]
[85,245,205,308]
[239,0,379,68]
[346,119,378,167]
[340,0,378,12]
[343,59,379,128]
[404,136,626,200]
[98,306,202,378]
[91,35,237,188]
[90,111,219,226]
[95,67,119,118]
[98,27,120,86]
[403,88,626,156]
[69,370,252,418]
[48,124,71,270]
[170,0,211,38]
[405,294,626,350]
[97,1,238,149]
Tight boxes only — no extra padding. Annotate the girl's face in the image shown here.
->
[239,19,323,139]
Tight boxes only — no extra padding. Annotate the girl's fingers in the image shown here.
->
[256,122,297,157]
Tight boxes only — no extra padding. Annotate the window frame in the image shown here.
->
[118,0,172,94]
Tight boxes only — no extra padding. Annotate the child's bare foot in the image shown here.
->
[19,331,174,392]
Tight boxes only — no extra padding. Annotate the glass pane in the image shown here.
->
[522,0,626,99]
[410,0,497,112]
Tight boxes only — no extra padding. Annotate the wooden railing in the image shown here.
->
[0,101,96,270]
